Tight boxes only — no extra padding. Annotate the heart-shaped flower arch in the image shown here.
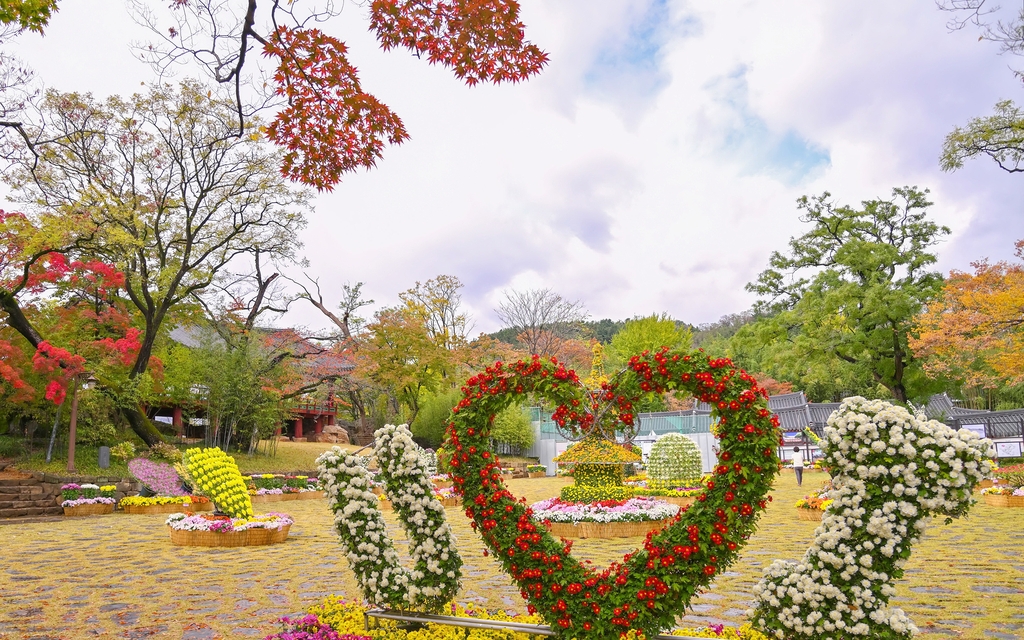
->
[447,348,781,639]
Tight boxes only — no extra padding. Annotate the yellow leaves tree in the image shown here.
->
[911,240,1024,388]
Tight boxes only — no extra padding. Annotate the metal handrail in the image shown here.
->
[364,608,714,640]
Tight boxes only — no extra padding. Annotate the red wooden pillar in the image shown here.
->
[315,416,325,434]
[327,414,335,426]
[274,423,282,437]
[172,407,183,437]
[293,417,303,439]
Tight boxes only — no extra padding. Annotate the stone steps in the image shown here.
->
[0,484,63,518]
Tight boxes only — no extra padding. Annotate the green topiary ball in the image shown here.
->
[647,433,702,489]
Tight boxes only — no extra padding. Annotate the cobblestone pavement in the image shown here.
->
[0,472,1021,639]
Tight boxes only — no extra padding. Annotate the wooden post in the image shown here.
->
[67,375,80,473]
[294,417,303,439]
[315,416,325,435]
[172,406,183,438]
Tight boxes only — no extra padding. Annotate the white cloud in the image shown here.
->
[3,0,1022,335]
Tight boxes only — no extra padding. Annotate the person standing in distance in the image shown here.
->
[792,446,804,486]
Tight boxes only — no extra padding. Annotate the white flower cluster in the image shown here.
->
[316,424,462,611]
[647,433,703,489]
[753,397,994,639]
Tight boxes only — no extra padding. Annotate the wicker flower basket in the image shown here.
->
[658,496,696,508]
[281,493,300,501]
[122,503,188,515]
[372,486,384,496]
[544,517,674,539]
[251,494,287,504]
[187,501,215,512]
[439,497,461,507]
[976,479,995,490]
[379,499,393,510]
[983,494,1024,508]
[63,503,115,517]
[168,524,291,547]
[296,490,325,500]
[797,508,824,521]
[528,472,546,479]
[432,480,453,490]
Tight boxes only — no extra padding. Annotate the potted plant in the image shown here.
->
[527,464,546,478]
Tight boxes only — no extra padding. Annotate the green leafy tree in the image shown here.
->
[411,388,461,447]
[607,314,692,369]
[745,187,949,403]
[490,404,534,453]
[3,81,309,445]
[942,100,1024,174]
[937,3,1024,175]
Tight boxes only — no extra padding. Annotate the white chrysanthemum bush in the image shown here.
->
[316,424,462,612]
[647,432,703,489]
[752,397,994,639]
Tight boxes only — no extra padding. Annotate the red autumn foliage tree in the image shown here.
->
[112,0,548,191]
[0,210,142,406]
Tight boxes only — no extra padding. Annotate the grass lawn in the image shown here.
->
[9,441,363,477]
[0,471,1021,639]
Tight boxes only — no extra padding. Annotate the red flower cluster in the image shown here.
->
[446,348,780,639]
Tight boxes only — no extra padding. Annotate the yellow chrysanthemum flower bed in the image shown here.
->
[183,447,254,518]
[276,597,769,640]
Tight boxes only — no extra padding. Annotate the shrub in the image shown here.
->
[0,436,25,458]
[648,433,702,489]
[76,422,118,447]
[490,404,534,452]
[411,389,461,447]
[146,441,183,463]
[560,484,634,502]
[110,441,136,462]
[995,464,1024,489]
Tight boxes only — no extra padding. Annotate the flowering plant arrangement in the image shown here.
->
[265,595,771,640]
[316,424,463,612]
[61,483,116,507]
[752,397,994,639]
[792,496,833,511]
[183,447,254,518]
[647,433,703,489]
[128,457,185,496]
[993,463,1024,488]
[165,511,293,532]
[446,349,779,638]
[119,495,196,508]
[636,486,705,499]
[559,484,635,502]
[527,464,546,473]
[981,486,1024,496]
[531,496,679,524]
[432,486,459,501]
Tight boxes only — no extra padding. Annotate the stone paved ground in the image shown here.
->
[0,471,1021,639]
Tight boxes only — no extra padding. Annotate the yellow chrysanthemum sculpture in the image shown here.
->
[555,437,642,501]
[183,447,254,518]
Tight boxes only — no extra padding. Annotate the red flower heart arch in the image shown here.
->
[446,348,781,639]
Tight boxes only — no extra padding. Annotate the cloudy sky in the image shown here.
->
[6,0,1024,333]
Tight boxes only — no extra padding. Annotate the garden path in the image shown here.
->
[0,471,1020,639]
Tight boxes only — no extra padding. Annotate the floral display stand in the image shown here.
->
[63,502,115,517]
[658,495,695,508]
[528,472,545,478]
[796,508,823,521]
[982,494,1024,507]
[545,517,674,539]
[123,503,189,515]
[61,483,116,516]
[168,524,291,547]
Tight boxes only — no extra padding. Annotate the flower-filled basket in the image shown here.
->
[61,484,116,516]
[119,495,212,515]
[531,496,679,539]
[981,486,1024,507]
[166,512,294,547]
[527,464,546,478]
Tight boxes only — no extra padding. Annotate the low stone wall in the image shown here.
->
[0,470,141,519]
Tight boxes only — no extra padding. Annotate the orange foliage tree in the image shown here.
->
[911,240,1024,387]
